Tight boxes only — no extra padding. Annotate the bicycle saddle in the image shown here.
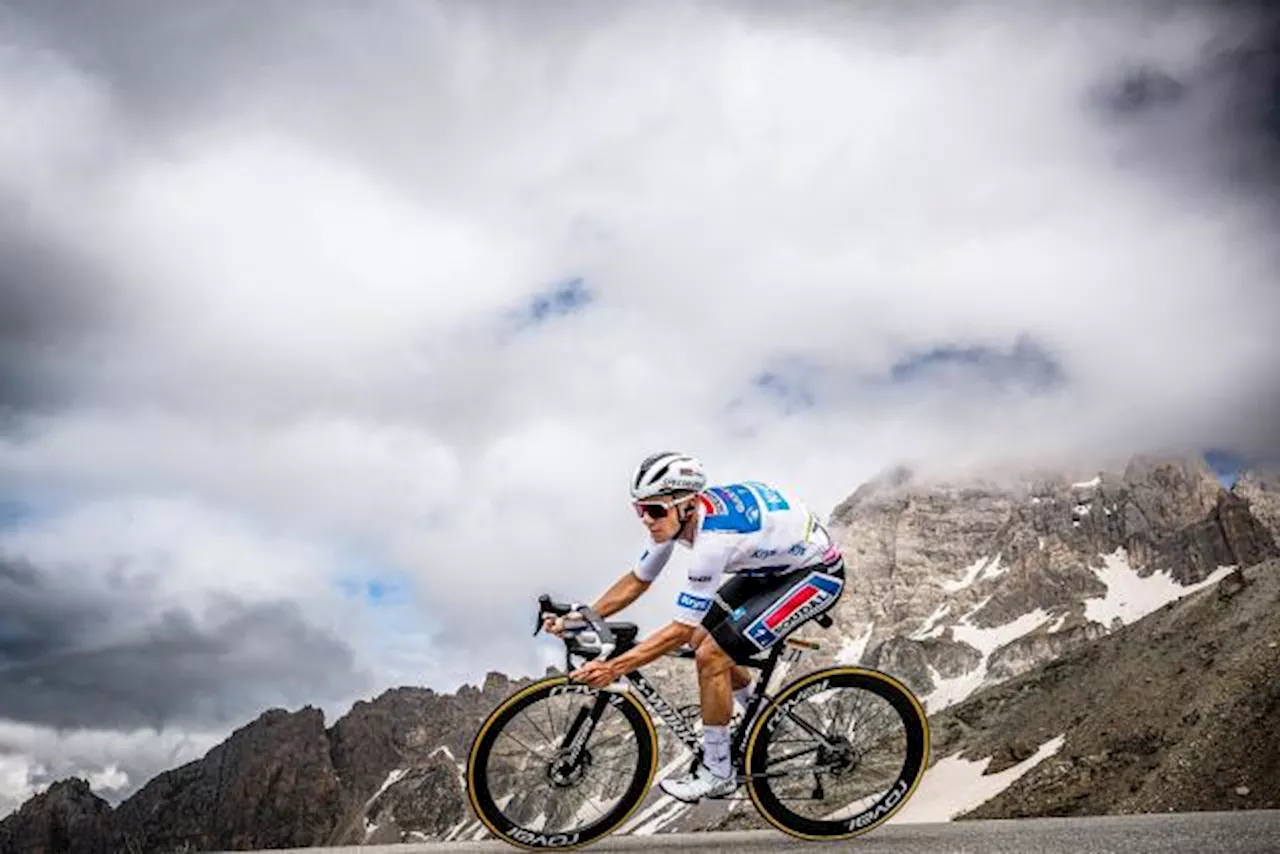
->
[604,622,639,645]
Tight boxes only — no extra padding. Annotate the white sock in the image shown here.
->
[733,678,755,710]
[702,724,731,779]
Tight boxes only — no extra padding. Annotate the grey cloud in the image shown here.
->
[0,201,111,416]
[1,0,306,131]
[1,0,1279,711]
[0,556,372,731]
[1091,4,1280,206]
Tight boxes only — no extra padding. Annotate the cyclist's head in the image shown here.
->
[630,451,706,542]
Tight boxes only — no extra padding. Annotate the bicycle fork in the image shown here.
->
[547,693,614,786]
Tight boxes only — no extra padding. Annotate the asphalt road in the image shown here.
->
[215,810,1280,854]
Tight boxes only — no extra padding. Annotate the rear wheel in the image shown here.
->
[466,677,658,850]
[744,666,929,840]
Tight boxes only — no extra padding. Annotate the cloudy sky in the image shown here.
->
[1,0,1278,816]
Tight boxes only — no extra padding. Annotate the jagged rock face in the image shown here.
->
[342,755,469,846]
[986,620,1108,682]
[0,778,116,854]
[1234,469,1280,547]
[818,455,1280,709]
[113,707,343,853]
[929,559,1280,818]
[864,635,982,691]
[326,672,537,845]
[328,677,509,807]
[371,756,468,837]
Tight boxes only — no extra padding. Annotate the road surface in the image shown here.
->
[212,810,1280,853]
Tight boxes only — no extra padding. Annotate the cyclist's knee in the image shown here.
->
[694,632,733,672]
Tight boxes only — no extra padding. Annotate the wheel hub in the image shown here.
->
[547,748,592,788]
[816,735,858,778]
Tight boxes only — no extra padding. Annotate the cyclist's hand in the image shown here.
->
[542,610,581,637]
[571,659,619,689]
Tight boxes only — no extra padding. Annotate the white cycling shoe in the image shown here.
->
[659,763,740,803]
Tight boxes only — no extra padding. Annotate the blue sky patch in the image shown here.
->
[1204,448,1243,487]
[1201,447,1280,489]
[888,335,1065,392]
[0,500,30,530]
[333,542,413,607]
[336,573,410,606]
[523,277,591,324]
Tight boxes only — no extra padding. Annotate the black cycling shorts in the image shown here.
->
[701,556,846,663]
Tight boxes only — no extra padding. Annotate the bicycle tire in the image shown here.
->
[743,666,929,840]
[466,676,658,850]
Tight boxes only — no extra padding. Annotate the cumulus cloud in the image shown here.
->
[1,0,1277,814]
[0,720,222,818]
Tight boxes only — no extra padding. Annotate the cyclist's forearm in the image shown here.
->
[591,571,649,618]
[607,621,693,674]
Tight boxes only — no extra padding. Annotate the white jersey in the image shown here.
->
[633,481,840,626]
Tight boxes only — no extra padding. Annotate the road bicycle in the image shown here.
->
[465,593,929,850]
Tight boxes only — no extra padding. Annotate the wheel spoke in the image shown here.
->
[744,669,928,840]
[467,680,657,847]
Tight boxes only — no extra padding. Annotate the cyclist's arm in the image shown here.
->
[592,538,673,617]
[601,620,695,675]
[605,534,735,672]
[590,570,650,618]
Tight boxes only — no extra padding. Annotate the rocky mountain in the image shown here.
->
[815,454,1278,713]
[917,556,1280,819]
[0,674,537,853]
[0,779,115,854]
[2,453,1276,851]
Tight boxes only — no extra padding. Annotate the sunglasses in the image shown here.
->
[633,495,694,520]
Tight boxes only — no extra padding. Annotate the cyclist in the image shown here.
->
[546,451,846,803]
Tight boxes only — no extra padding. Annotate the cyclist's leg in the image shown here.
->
[660,577,768,800]
[704,558,847,662]
[689,626,751,692]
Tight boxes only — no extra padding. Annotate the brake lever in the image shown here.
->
[534,594,557,637]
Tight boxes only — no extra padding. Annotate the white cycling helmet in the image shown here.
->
[630,451,707,500]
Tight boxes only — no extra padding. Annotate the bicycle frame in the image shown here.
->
[553,638,794,774]
[536,594,824,774]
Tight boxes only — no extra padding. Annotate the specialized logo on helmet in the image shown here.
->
[632,451,706,497]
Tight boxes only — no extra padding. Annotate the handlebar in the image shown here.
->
[534,594,616,661]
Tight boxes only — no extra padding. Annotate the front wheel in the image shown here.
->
[466,677,658,850]
[744,666,929,840]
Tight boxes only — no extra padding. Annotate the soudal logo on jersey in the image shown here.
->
[745,574,843,649]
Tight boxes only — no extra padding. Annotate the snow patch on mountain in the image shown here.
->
[919,604,1054,712]
[890,734,1066,823]
[941,554,1004,592]
[911,605,951,640]
[922,664,989,712]
[953,607,1053,658]
[838,624,875,663]
[368,768,406,805]
[1084,549,1237,628]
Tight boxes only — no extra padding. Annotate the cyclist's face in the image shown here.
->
[633,495,690,542]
